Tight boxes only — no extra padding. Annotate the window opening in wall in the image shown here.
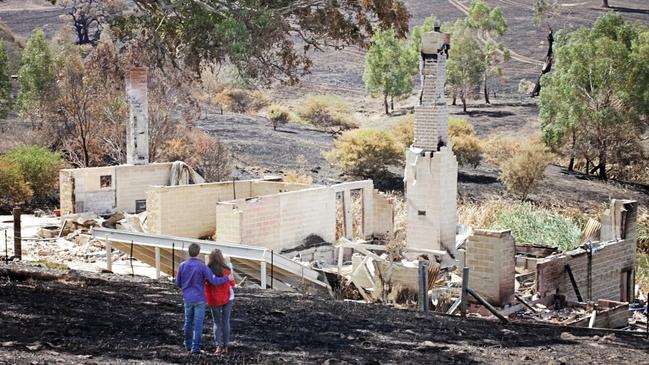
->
[135,199,147,213]
[351,189,363,240]
[100,175,112,188]
[620,268,633,303]
[335,192,344,240]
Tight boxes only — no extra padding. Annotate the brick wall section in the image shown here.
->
[116,164,171,213]
[413,54,448,150]
[372,190,394,238]
[466,229,515,306]
[145,180,315,238]
[60,165,116,214]
[404,147,458,253]
[60,163,173,215]
[59,170,74,214]
[147,180,251,238]
[126,67,149,165]
[536,238,636,302]
[217,187,336,251]
[215,202,242,243]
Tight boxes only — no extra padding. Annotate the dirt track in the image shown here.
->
[1,263,649,364]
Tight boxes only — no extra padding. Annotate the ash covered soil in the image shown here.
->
[2,264,649,365]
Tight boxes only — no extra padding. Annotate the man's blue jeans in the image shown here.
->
[183,301,206,353]
[210,300,234,347]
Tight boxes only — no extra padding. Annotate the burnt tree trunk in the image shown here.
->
[483,73,490,104]
[390,96,394,112]
[461,94,467,113]
[531,29,554,97]
[598,150,608,180]
[383,94,389,115]
[602,0,609,8]
[568,128,576,172]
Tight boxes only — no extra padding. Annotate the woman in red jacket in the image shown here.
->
[205,249,235,354]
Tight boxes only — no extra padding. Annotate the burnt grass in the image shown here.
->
[2,264,649,364]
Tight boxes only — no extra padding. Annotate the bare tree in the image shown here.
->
[59,0,125,46]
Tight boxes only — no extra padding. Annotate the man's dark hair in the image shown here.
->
[188,243,201,257]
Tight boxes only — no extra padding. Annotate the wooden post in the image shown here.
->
[418,261,429,311]
[4,230,8,263]
[467,287,509,324]
[337,244,344,275]
[105,235,112,272]
[12,207,21,260]
[460,267,469,318]
[270,250,274,290]
[154,247,161,279]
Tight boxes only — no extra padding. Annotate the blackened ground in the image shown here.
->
[1,263,649,365]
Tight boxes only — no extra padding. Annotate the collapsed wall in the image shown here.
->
[536,200,638,303]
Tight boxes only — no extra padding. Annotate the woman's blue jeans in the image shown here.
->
[210,300,234,347]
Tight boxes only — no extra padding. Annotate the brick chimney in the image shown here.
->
[126,66,149,165]
[403,29,458,256]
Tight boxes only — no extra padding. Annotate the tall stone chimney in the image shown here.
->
[403,29,458,255]
[126,66,149,165]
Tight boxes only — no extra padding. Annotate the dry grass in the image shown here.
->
[283,171,313,185]
[457,196,510,228]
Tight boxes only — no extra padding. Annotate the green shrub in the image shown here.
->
[636,251,649,295]
[489,202,582,251]
[638,213,649,253]
[389,113,414,148]
[0,160,32,211]
[500,141,551,200]
[326,129,401,178]
[3,145,61,201]
[297,94,357,129]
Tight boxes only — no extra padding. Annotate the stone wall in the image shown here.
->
[466,229,515,307]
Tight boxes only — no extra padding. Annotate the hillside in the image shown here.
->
[0,0,647,210]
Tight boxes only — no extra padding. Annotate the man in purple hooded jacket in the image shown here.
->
[176,243,232,354]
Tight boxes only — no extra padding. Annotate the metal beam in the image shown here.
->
[91,227,328,288]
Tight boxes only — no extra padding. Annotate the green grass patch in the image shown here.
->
[636,251,649,295]
[31,260,68,270]
[488,202,582,251]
